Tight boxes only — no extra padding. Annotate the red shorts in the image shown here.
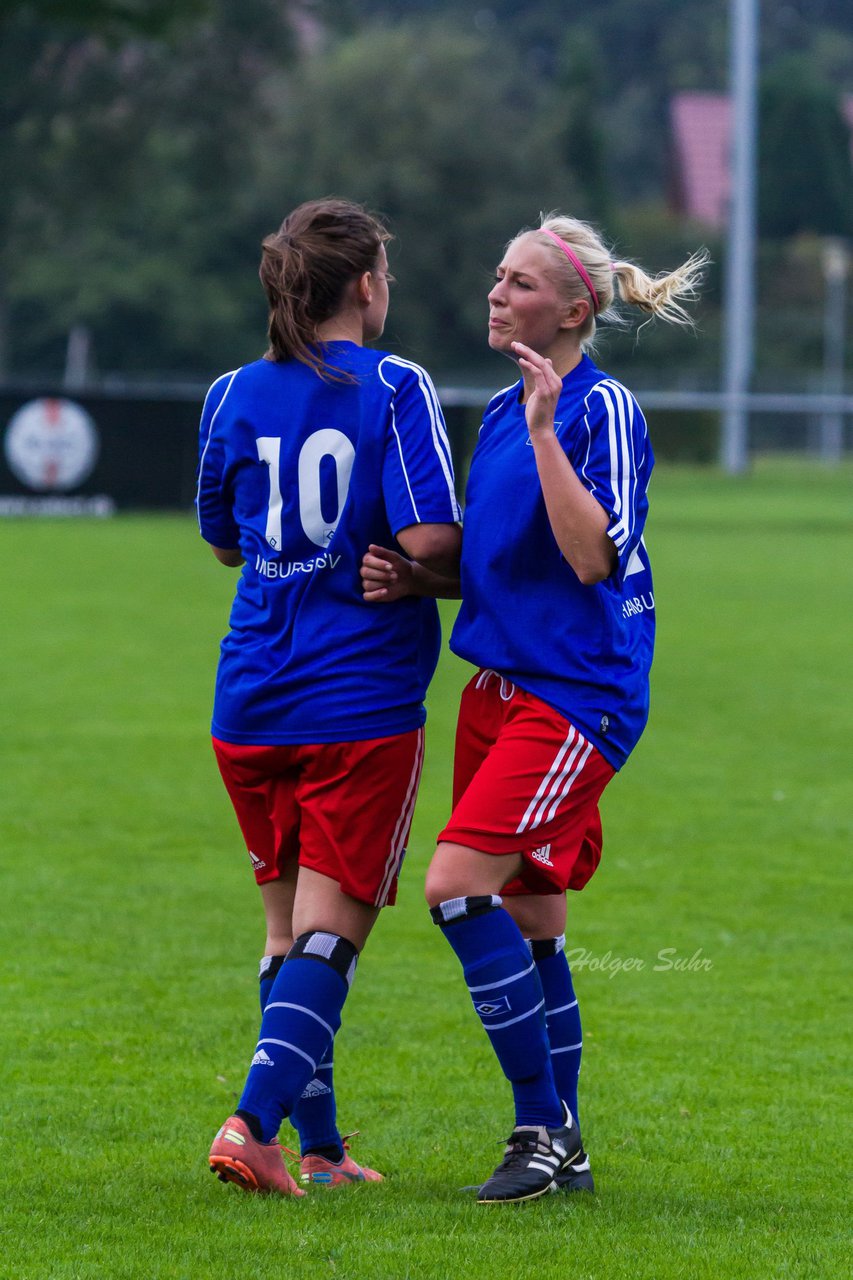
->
[437,671,615,895]
[212,727,424,907]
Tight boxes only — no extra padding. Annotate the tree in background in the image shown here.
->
[554,29,613,228]
[0,0,343,378]
[0,0,210,40]
[3,1,852,385]
[759,55,853,239]
[259,19,583,375]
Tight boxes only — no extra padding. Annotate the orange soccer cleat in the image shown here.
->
[299,1138,384,1188]
[209,1115,305,1197]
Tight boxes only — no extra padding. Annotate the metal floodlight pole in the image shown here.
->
[820,238,848,465]
[721,0,759,473]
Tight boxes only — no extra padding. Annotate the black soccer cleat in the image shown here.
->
[554,1146,594,1193]
[477,1103,581,1204]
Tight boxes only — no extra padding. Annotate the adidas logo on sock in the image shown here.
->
[251,1048,275,1067]
[530,844,554,867]
[300,1078,332,1099]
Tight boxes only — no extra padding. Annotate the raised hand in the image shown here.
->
[511,341,563,437]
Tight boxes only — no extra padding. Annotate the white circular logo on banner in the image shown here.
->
[4,398,99,492]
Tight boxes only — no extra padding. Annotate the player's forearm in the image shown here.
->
[408,561,462,599]
[530,432,615,585]
[397,521,462,579]
[211,545,244,567]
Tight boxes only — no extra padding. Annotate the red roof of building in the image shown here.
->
[671,93,732,228]
[671,91,853,229]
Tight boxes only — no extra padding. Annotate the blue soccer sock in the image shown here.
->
[258,954,342,1159]
[530,935,583,1129]
[431,896,562,1128]
[237,931,357,1144]
[258,952,286,1015]
[290,1051,340,1158]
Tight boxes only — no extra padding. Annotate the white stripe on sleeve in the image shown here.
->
[379,356,461,521]
[580,378,640,556]
[195,368,240,528]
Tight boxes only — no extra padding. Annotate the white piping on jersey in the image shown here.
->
[580,378,646,555]
[478,383,519,435]
[196,368,240,529]
[376,725,425,907]
[378,355,462,521]
[602,379,633,548]
[516,727,592,835]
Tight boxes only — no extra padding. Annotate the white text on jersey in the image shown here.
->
[255,553,342,580]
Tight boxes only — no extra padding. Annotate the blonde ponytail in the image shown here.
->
[523,213,709,348]
[610,249,709,328]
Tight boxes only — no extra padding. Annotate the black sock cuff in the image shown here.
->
[259,954,286,984]
[287,931,359,987]
[429,894,502,927]
[235,1109,264,1142]
[527,934,566,961]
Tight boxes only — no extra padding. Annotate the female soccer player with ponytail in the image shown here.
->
[198,198,461,1197]
[362,213,706,1203]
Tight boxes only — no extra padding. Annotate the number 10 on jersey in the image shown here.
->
[257,429,356,550]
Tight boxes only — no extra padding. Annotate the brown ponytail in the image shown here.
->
[259,198,391,379]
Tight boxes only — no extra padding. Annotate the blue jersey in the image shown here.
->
[450,354,655,770]
[197,343,461,745]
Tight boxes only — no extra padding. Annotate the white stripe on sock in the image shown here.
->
[468,960,535,994]
[475,997,545,1031]
[263,1002,335,1038]
[256,1038,316,1070]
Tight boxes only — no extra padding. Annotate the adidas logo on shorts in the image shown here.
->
[251,1048,275,1067]
[530,844,554,867]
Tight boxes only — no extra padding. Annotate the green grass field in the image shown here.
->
[1,460,850,1280]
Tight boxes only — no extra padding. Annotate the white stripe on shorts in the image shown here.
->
[376,727,425,907]
[516,727,591,835]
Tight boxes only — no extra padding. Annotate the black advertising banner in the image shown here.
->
[0,389,203,515]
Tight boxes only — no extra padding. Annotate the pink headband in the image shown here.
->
[538,227,600,313]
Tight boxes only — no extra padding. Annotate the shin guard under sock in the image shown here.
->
[238,931,357,1143]
[431,896,562,1128]
[259,954,341,1157]
[530,935,583,1128]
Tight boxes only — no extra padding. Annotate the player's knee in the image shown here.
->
[425,843,479,908]
[426,841,521,909]
[266,931,294,955]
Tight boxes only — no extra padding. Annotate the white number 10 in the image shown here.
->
[256,429,356,550]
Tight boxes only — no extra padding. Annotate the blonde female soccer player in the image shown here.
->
[362,214,705,1202]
